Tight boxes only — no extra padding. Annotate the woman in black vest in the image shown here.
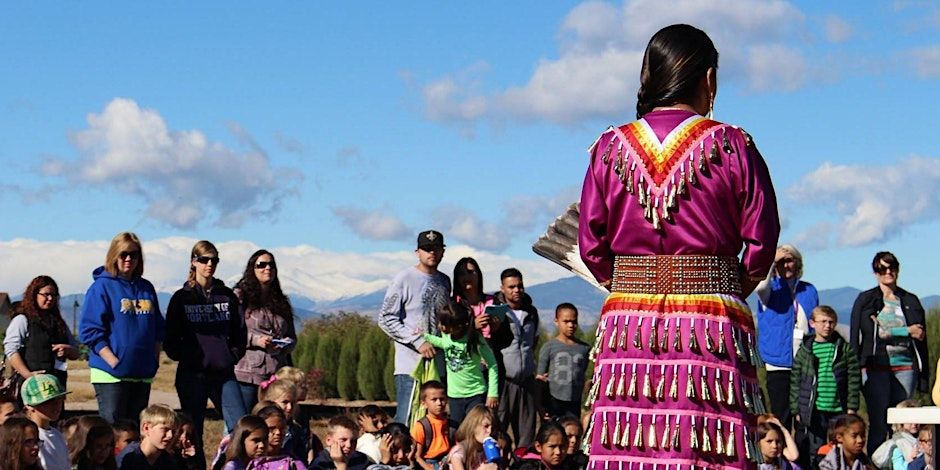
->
[3,276,79,388]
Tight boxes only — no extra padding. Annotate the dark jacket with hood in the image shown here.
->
[789,331,861,424]
[164,278,246,374]
[493,292,539,383]
[850,286,928,391]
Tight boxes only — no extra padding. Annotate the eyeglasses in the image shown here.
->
[37,292,59,299]
[118,251,140,260]
[255,261,275,270]
[194,256,220,265]
[875,264,899,274]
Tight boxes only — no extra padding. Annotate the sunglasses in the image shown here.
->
[875,264,899,274]
[255,261,275,269]
[119,250,140,260]
[194,256,220,265]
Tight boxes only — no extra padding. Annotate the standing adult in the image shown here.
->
[232,249,297,414]
[850,251,928,455]
[79,232,164,423]
[578,24,779,467]
[4,276,80,389]
[493,268,539,449]
[755,244,818,426]
[164,240,246,465]
[378,230,451,424]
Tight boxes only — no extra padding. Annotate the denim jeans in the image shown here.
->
[449,394,485,425]
[237,382,259,415]
[863,368,918,455]
[176,368,245,438]
[93,381,152,424]
[394,374,416,423]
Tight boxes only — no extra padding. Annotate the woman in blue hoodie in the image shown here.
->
[79,231,164,423]
[165,240,247,452]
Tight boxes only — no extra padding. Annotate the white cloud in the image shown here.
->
[0,237,572,303]
[788,156,940,247]
[43,98,300,229]
[907,45,940,77]
[824,15,853,43]
[432,206,514,252]
[421,0,810,126]
[502,186,581,232]
[331,206,412,241]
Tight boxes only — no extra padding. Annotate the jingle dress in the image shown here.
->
[578,110,780,469]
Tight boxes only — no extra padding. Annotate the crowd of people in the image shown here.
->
[1,22,939,470]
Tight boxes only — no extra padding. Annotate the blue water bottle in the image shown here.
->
[483,437,501,463]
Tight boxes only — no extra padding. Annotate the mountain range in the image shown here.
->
[54,277,940,333]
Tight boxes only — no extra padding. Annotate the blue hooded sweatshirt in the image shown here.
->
[79,266,165,379]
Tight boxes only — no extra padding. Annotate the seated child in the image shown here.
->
[757,415,801,470]
[872,399,920,470]
[310,415,371,470]
[66,415,117,470]
[113,419,141,456]
[259,376,310,463]
[117,403,180,470]
[0,393,21,425]
[22,374,70,470]
[356,405,391,463]
[367,422,415,470]
[447,405,498,470]
[412,381,456,470]
[511,422,569,470]
[0,417,43,470]
[908,425,933,470]
[251,404,306,469]
[558,416,586,470]
[219,416,269,470]
[172,412,201,470]
[818,414,874,470]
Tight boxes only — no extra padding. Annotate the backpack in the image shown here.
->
[417,416,458,459]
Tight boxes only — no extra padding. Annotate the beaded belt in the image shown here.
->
[611,255,743,295]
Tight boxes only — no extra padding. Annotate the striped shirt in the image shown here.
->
[812,341,841,412]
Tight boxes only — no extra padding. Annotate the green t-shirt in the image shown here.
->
[812,341,841,412]
[423,332,498,398]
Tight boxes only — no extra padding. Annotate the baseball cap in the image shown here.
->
[417,230,445,250]
[21,373,70,407]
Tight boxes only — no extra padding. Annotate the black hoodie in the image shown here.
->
[164,279,246,373]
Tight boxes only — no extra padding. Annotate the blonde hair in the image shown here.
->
[454,405,495,469]
[892,399,919,433]
[811,305,838,323]
[259,378,298,403]
[186,240,218,287]
[275,367,306,384]
[104,232,145,278]
[139,403,178,429]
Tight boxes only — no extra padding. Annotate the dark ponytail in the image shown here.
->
[636,24,718,119]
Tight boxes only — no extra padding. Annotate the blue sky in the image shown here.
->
[2,1,940,302]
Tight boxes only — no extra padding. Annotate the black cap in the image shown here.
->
[417,230,445,250]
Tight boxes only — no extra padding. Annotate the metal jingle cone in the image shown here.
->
[722,128,734,154]
[700,417,712,453]
[605,363,617,398]
[717,322,727,356]
[648,317,659,352]
[642,364,652,398]
[732,327,746,361]
[748,332,763,367]
[704,319,715,353]
[582,412,596,454]
[626,162,636,194]
[586,367,601,406]
[618,318,629,351]
[616,363,627,398]
[661,201,672,223]
[726,422,736,458]
[669,363,679,400]
[673,317,682,352]
[685,363,696,399]
[628,363,638,399]
[688,319,700,353]
[677,171,687,197]
[741,377,754,414]
[655,364,666,401]
[633,317,644,350]
[742,425,751,461]
[689,416,699,450]
[715,420,724,456]
[699,366,711,401]
[607,317,619,351]
[612,412,622,447]
[660,317,670,352]
[670,416,681,450]
[614,156,624,180]
[660,415,671,450]
[601,139,613,164]
[709,140,720,163]
[726,370,736,407]
[652,199,661,230]
[632,415,644,448]
[647,415,658,449]
[621,413,632,448]
[689,158,698,186]
[590,318,607,361]
[713,369,724,404]
[600,411,610,446]
[616,141,623,164]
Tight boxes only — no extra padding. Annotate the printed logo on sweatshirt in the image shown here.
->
[183,303,231,323]
[119,298,154,315]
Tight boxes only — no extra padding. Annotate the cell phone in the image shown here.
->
[484,304,509,323]
[272,338,293,347]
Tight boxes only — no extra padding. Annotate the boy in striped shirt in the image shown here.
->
[790,305,861,465]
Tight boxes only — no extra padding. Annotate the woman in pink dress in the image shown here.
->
[578,24,780,469]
